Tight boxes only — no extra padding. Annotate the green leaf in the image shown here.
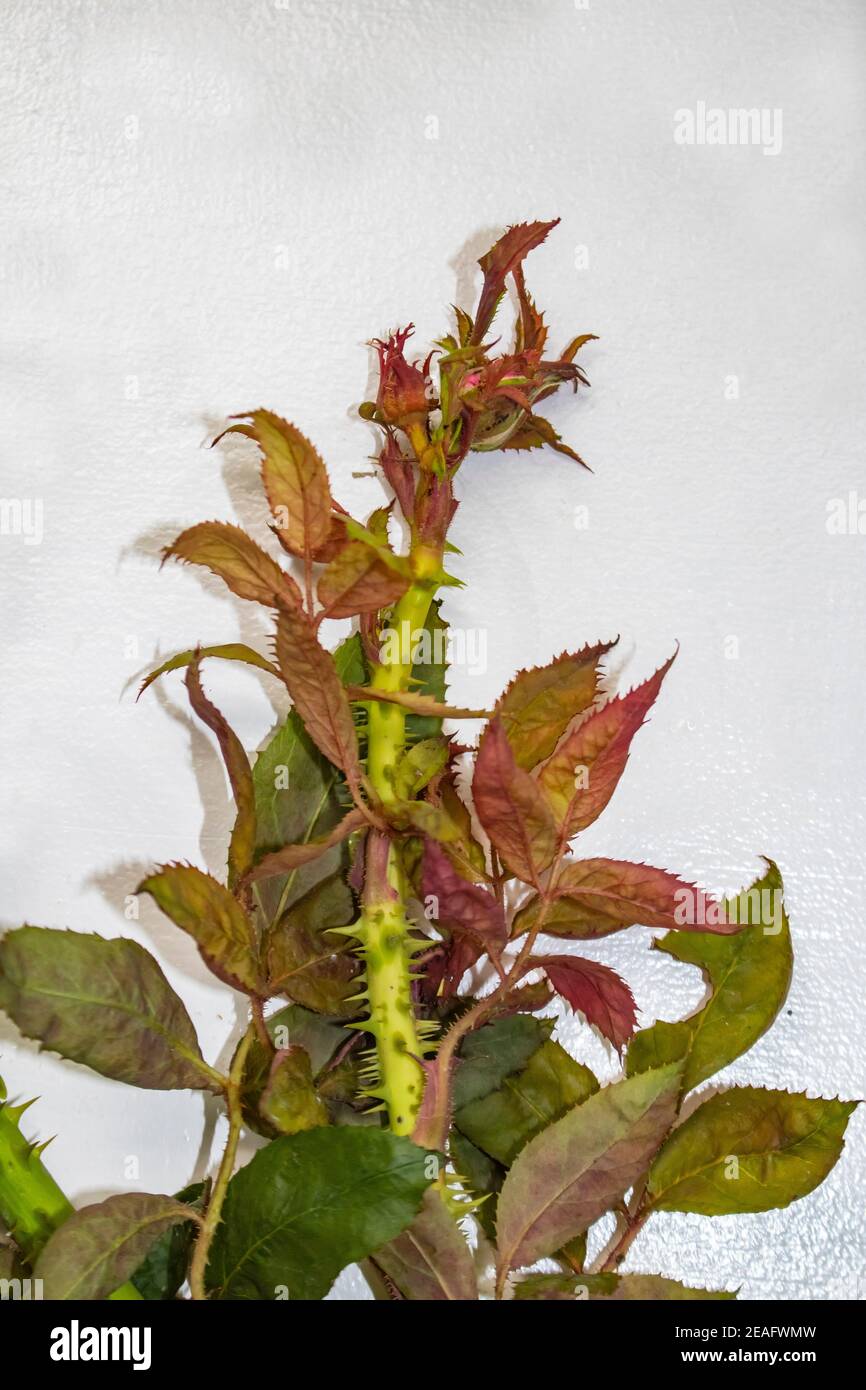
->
[259,1047,329,1135]
[36,1193,197,1300]
[238,1005,350,1136]
[558,1231,587,1272]
[131,1181,205,1300]
[367,1189,478,1301]
[138,865,263,997]
[513,1272,736,1301]
[456,1039,597,1166]
[453,1015,552,1110]
[252,636,365,923]
[206,1128,432,1300]
[394,737,450,798]
[627,861,792,1090]
[449,1131,503,1240]
[0,927,215,1091]
[647,1087,857,1216]
[495,1062,682,1279]
[265,1003,349,1073]
[265,873,360,1014]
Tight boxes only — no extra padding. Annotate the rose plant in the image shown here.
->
[0,222,855,1302]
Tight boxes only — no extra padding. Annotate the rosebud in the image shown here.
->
[373,325,434,427]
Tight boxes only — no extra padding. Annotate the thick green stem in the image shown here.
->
[361,555,441,1135]
[0,1090,141,1299]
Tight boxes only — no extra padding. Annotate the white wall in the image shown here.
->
[1,0,864,1300]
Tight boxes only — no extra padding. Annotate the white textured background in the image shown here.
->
[1,0,864,1300]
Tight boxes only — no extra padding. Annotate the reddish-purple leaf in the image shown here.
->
[539,954,637,1050]
[317,539,410,619]
[473,220,560,343]
[512,858,733,939]
[497,641,616,771]
[185,658,255,887]
[495,1063,682,1282]
[422,840,506,955]
[472,720,557,885]
[235,410,333,560]
[346,686,488,721]
[500,413,590,470]
[275,604,363,792]
[138,643,280,700]
[513,263,548,355]
[138,864,264,997]
[243,808,366,887]
[163,521,301,610]
[368,1189,478,1301]
[537,654,676,837]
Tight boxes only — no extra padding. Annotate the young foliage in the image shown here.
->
[0,222,854,1303]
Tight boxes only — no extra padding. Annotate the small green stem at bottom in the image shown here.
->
[188,1025,254,1300]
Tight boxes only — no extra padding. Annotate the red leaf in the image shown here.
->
[421,936,482,1003]
[513,263,548,355]
[185,657,255,887]
[512,858,734,939]
[243,808,366,887]
[473,220,560,343]
[500,413,590,470]
[537,653,676,837]
[274,605,363,793]
[472,719,557,885]
[540,955,637,1050]
[163,521,301,610]
[422,840,506,954]
[238,410,333,560]
[497,640,616,770]
[317,539,410,619]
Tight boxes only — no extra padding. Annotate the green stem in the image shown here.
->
[361,556,442,1136]
[188,1025,253,1300]
[0,1089,141,1299]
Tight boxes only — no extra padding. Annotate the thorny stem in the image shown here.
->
[0,1089,142,1300]
[189,1024,255,1300]
[360,552,442,1135]
[350,413,448,1136]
